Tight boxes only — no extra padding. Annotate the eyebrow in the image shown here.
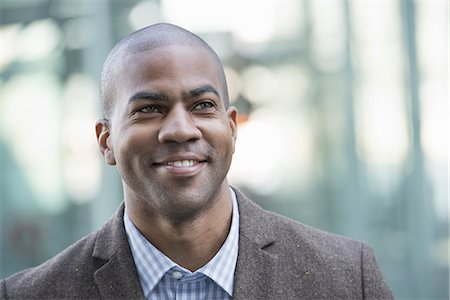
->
[188,85,220,98]
[128,92,169,103]
[128,85,220,104]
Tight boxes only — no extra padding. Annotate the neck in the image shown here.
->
[126,186,233,271]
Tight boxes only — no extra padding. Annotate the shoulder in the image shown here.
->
[255,202,364,262]
[233,187,393,299]
[235,187,363,256]
[260,205,393,298]
[1,231,100,299]
[1,204,128,299]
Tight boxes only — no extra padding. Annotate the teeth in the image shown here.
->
[164,160,197,167]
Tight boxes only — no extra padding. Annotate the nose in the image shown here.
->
[158,105,202,143]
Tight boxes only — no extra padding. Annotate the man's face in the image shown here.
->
[97,45,237,220]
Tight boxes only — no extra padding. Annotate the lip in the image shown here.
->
[153,154,207,176]
[155,153,206,164]
[154,161,206,176]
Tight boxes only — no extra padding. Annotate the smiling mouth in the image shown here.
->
[153,159,207,176]
[159,160,200,167]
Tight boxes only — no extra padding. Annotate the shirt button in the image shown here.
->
[172,271,183,280]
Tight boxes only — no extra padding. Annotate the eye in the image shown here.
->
[192,101,215,111]
[137,105,161,113]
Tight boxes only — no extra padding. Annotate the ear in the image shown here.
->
[227,106,238,149]
[95,119,116,165]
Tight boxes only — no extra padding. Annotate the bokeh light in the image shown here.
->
[1,1,448,299]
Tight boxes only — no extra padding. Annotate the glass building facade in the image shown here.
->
[0,1,448,299]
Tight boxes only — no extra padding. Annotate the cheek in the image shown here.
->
[202,125,235,156]
[115,127,155,161]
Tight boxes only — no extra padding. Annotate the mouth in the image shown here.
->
[153,158,207,176]
[159,160,201,167]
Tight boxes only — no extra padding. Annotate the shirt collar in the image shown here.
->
[124,210,176,297]
[197,188,239,295]
[124,187,240,297]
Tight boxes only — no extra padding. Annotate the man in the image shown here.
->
[1,23,393,299]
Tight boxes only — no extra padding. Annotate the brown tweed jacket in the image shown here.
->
[1,188,393,299]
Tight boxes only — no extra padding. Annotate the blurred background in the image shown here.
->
[0,0,448,299]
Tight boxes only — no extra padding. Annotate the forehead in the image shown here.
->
[122,45,219,77]
[115,45,222,96]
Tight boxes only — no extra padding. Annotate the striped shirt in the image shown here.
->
[124,188,239,300]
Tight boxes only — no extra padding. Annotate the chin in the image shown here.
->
[161,199,212,223]
[153,186,218,221]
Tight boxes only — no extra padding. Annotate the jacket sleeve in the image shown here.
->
[361,242,395,299]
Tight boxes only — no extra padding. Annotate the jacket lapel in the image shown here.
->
[94,250,144,299]
[92,204,145,299]
[90,190,280,299]
[232,189,279,299]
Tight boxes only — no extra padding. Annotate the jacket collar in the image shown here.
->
[232,187,279,299]
[92,204,145,299]
[90,187,279,299]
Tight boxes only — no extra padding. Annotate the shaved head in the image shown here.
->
[100,23,229,119]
